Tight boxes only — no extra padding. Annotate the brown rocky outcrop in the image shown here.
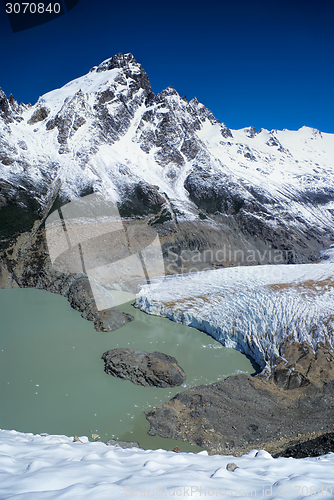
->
[272,340,334,388]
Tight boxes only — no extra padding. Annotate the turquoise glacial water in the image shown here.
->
[0,287,256,451]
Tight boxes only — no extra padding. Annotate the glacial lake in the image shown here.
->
[0,287,256,451]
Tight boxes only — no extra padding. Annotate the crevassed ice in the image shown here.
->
[136,262,334,374]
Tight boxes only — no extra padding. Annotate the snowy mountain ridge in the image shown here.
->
[1,52,334,267]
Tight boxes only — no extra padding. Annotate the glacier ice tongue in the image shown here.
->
[136,262,334,374]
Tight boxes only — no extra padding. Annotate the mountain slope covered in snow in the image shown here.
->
[1,52,334,272]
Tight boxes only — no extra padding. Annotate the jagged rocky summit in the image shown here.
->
[1,52,334,322]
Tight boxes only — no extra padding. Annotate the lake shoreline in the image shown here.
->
[2,248,334,458]
[0,287,254,453]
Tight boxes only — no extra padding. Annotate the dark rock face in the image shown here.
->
[27,107,50,125]
[184,168,247,215]
[272,341,334,388]
[106,439,140,449]
[0,179,41,239]
[146,371,334,456]
[118,181,166,218]
[0,89,11,120]
[274,431,334,458]
[0,229,133,332]
[272,367,310,390]
[0,88,29,123]
[101,348,186,387]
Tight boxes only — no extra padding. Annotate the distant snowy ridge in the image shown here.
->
[136,261,334,375]
[1,429,334,499]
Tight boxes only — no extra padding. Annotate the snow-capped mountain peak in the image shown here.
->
[1,53,334,267]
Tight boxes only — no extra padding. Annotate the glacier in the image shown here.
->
[136,259,334,375]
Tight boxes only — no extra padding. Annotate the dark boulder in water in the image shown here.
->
[101,348,186,388]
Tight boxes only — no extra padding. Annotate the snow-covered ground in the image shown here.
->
[136,261,334,375]
[1,429,334,499]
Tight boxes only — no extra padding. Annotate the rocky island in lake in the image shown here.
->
[101,348,186,388]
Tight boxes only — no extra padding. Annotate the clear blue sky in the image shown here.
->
[1,0,334,133]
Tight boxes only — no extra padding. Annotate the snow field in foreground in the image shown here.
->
[0,429,334,499]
